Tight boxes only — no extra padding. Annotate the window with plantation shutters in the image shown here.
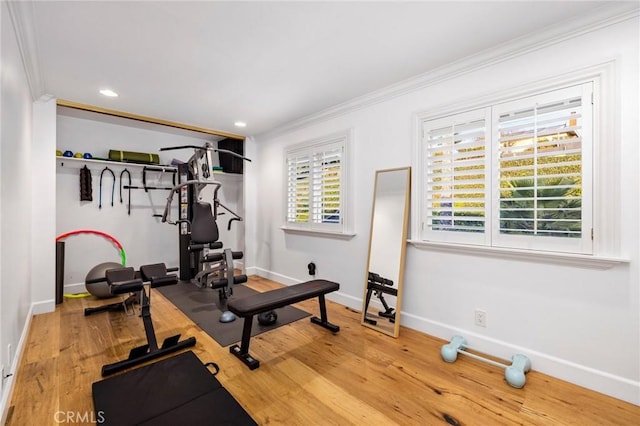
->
[493,83,592,253]
[419,82,593,254]
[285,131,351,234]
[422,109,490,245]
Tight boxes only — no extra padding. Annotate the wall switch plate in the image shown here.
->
[475,309,487,327]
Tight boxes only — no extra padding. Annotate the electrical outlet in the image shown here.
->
[307,262,316,276]
[475,309,487,327]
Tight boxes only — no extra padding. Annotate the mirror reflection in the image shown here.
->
[361,167,411,337]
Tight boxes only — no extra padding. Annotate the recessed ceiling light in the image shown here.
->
[99,89,118,97]
[234,121,247,128]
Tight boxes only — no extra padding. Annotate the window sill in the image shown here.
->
[407,239,629,270]
[281,226,356,240]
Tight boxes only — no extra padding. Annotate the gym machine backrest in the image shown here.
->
[188,201,227,288]
[190,202,223,247]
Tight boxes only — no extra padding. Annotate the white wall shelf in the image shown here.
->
[55,156,244,179]
[56,156,177,171]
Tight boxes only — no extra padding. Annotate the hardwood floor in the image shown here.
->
[6,275,640,425]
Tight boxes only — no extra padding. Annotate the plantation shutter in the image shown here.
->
[287,152,311,223]
[285,138,345,231]
[493,83,592,253]
[422,109,490,245]
[311,145,342,224]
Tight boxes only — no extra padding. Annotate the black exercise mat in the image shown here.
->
[93,351,257,426]
[157,281,310,347]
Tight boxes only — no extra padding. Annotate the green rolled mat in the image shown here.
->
[108,150,160,164]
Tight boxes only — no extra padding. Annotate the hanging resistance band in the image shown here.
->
[119,169,131,215]
[99,167,116,209]
[80,165,93,201]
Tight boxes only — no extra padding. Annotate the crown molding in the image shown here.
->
[6,0,45,100]
[256,3,639,140]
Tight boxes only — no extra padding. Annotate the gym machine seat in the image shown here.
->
[100,264,196,376]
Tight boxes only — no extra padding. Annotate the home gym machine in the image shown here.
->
[363,272,397,326]
[160,141,252,322]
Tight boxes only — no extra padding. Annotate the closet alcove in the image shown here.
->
[55,101,246,290]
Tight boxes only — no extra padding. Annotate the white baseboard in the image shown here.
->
[1,304,34,425]
[32,299,55,315]
[250,267,299,286]
[326,291,361,311]
[30,283,86,315]
[401,312,640,406]
[64,282,87,295]
[248,266,640,406]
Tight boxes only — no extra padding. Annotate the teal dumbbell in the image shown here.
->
[441,335,466,363]
[441,335,531,388]
[505,354,531,388]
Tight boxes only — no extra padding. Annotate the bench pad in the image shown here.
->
[228,279,339,317]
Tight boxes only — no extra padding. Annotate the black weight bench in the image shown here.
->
[227,279,340,370]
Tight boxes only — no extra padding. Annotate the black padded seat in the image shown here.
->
[228,280,339,317]
[140,263,178,288]
[106,267,143,295]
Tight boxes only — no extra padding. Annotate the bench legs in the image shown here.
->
[310,294,340,332]
[229,294,340,370]
[229,314,260,370]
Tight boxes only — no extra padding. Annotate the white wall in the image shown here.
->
[31,97,56,313]
[250,17,640,404]
[55,111,245,289]
[1,0,35,417]
[244,136,258,274]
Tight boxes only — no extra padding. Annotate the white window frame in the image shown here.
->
[412,62,626,268]
[421,108,492,246]
[282,129,353,237]
[491,83,593,254]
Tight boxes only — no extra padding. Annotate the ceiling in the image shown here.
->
[27,1,617,137]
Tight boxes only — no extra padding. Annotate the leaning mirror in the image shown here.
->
[361,167,411,337]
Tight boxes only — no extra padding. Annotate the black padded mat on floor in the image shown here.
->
[93,351,257,426]
[156,281,310,347]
